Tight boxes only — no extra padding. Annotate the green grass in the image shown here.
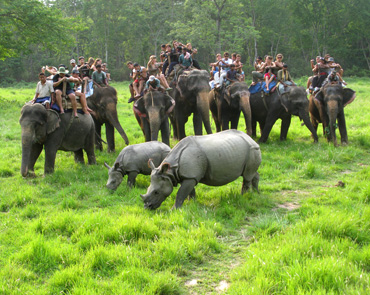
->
[1,78,370,294]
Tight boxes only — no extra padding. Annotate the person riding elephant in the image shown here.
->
[19,103,96,177]
[250,86,319,143]
[87,86,129,152]
[133,90,175,146]
[209,81,252,135]
[168,69,213,140]
[309,84,355,146]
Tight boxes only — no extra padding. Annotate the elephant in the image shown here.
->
[87,86,129,152]
[168,69,213,140]
[19,103,96,176]
[133,90,175,145]
[209,81,252,135]
[250,86,319,143]
[309,85,355,145]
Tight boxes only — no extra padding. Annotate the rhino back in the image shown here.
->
[120,142,171,175]
[167,130,260,185]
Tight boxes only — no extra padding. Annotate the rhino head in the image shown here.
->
[141,159,174,210]
[105,162,124,190]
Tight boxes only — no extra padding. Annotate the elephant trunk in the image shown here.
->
[197,90,212,134]
[299,109,319,143]
[148,110,161,141]
[106,105,129,145]
[239,92,252,136]
[327,100,339,146]
[20,127,33,177]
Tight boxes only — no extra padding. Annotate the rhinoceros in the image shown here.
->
[105,141,171,189]
[141,129,261,209]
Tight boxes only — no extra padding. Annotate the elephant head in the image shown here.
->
[225,82,252,135]
[316,85,355,145]
[19,104,60,176]
[133,91,175,142]
[87,86,129,146]
[279,86,319,142]
[177,70,212,135]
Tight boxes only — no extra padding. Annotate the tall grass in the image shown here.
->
[0,78,369,294]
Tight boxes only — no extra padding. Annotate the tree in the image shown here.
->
[0,0,73,60]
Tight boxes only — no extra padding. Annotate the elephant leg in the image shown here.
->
[259,113,279,143]
[252,119,257,137]
[143,119,151,142]
[193,111,203,135]
[94,119,103,151]
[230,111,240,130]
[338,110,348,144]
[280,115,291,141]
[74,149,85,164]
[221,113,230,130]
[127,171,138,188]
[174,179,197,209]
[44,146,58,174]
[160,118,170,146]
[105,123,115,153]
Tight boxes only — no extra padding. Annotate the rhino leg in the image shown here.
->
[127,171,138,188]
[242,172,260,194]
[252,172,260,193]
[188,188,196,200]
[174,179,197,209]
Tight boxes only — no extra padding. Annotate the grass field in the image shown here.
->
[0,78,370,294]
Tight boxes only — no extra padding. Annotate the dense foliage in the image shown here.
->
[1,0,370,84]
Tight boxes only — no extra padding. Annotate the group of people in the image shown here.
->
[125,41,201,103]
[33,57,111,117]
[306,54,345,94]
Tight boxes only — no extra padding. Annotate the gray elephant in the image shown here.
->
[105,141,171,189]
[133,91,175,146]
[141,130,261,210]
[87,86,129,152]
[309,85,355,145]
[20,104,96,176]
[209,81,252,135]
[250,86,319,143]
[169,69,212,140]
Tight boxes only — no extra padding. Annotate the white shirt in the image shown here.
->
[220,58,233,74]
[36,81,54,97]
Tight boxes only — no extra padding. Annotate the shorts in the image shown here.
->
[66,89,75,95]
[35,96,51,105]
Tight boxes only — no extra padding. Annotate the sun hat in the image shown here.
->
[149,75,155,82]
[58,67,69,74]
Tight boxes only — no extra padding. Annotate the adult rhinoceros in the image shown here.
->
[141,129,262,209]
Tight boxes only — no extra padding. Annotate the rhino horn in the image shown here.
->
[104,162,111,169]
[140,194,147,201]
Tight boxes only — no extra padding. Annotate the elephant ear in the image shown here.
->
[279,94,290,112]
[177,74,188,97]
[165,94,176,114]
[133,97,147,117]
[46,110,60,134]
[342,88,356,107]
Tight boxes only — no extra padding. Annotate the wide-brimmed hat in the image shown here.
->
[58,67,69,74]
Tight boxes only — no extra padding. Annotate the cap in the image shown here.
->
[149,75,155,82]
[70,59,76,64]
[72,69,80,74]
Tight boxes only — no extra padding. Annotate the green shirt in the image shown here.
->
[92,71,107,85]
[179,54,192,68]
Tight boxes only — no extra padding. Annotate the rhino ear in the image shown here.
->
[114,162,120,170]
[148,159,156,170]
[160,162,171,174]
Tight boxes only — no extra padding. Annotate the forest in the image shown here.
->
[1,0,370,83]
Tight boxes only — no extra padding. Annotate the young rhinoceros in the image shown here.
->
[105,141,171,189]
[141,129,261,209]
